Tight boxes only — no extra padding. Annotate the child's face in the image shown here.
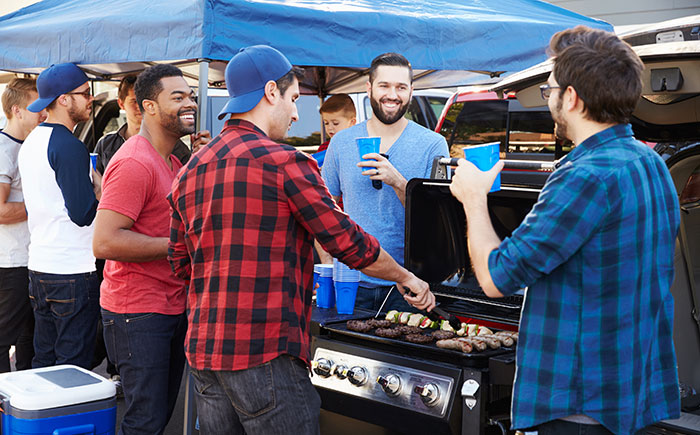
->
[322,111,356,138]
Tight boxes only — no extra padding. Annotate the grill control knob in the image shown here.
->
[377,374,401,396]
[312,358,334,377]
[347,366,368,386]
[414,383,440,407]
[334,365,348,379]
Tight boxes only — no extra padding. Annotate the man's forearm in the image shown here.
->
[314,239,333,264]
[94,231,169,262]
[464,198,504,298]
[360,248,411,283]
[0,201,27,224]
[391,178,407,207]
[360,247,436,310]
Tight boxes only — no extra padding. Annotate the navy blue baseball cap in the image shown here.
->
[218,45,293,120]
[27,63,89,113]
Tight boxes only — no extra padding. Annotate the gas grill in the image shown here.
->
[310,172,542,435]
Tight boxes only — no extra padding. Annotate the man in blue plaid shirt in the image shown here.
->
[450,26,680,434]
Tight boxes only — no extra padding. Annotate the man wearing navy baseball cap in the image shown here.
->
[17,63,102,370]
[168,45,434,434]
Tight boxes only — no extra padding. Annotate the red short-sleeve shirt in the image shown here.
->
[99,135,185,314]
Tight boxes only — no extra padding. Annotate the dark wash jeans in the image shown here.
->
[28,270,100,369]
[102,309,187,435]
[535,419,650,435]
[191,354,321,435]
[0,267,34,372]
[355,285,414,313]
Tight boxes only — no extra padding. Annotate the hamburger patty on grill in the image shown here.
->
[374,328,402,338]
[404,333,433,344]
[346,320,372,333]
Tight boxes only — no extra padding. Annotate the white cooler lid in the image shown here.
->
[0,364,116,411]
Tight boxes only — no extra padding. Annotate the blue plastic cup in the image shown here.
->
[315,264,335,308]
[90,153,98,171]
[356,137,380,163]
[332,259,359,314]
[335,281,359,314]
[463,142,501,192]
[312,265,321,292]
[333,258,361,282]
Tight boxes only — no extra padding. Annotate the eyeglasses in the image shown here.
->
[67,89,92,99]
[539,84,560,100]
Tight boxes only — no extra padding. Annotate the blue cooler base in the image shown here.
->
[2,397,116,435]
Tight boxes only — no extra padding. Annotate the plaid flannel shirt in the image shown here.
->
[168,119,380,371]
[489,124,681,434]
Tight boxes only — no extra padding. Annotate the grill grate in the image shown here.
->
[321,317,514,364]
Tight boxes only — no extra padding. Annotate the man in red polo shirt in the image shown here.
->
[93,64,210,435]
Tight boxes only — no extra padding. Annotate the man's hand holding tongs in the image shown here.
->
[397,275,436,312]
[359,247,436,311]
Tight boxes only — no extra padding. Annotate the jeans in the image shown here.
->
[0,267,34,372]
[536,420,613,435]
[191,354,321,435]
[354,285,414,313]
[536,419,657,435]
[102,309,187,435]
[90,259,118,377]
[28,270,100,369]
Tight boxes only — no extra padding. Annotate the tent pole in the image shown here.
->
[197,59,211,136]
[319,94,327,143]
[318,67,327,143]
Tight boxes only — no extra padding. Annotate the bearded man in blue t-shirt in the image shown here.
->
[321,52,449,312]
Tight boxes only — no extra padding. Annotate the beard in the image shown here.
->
[160,107,196,137]
[551,95,570,142]
[369,92,410,125]
[67,99,91,124]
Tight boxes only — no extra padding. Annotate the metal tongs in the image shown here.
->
[374,285,462,330]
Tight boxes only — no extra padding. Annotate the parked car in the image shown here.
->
[490,19,700,434]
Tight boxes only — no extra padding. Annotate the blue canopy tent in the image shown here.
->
[0,0,611,129]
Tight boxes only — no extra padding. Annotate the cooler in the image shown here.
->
[0,365,116,435]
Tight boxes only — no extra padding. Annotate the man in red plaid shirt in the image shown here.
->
[168,45,435,435]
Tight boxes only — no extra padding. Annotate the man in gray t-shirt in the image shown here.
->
[321,53,448,311]
[0,78,47,372]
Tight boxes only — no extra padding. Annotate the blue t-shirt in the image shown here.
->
[322,120,448,287]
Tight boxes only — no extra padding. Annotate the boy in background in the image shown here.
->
[317,94,356,153]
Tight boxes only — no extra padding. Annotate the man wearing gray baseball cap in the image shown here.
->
[168,45,434,434]
[17,62,102,369]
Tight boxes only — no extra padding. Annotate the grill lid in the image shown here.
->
[404,178,539,312]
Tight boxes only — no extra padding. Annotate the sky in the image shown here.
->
[0,0,40,17]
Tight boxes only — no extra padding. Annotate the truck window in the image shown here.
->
[439,100,507,157]
[283,95,322,150]
[439,98,560,158]
[508,108,558,154]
